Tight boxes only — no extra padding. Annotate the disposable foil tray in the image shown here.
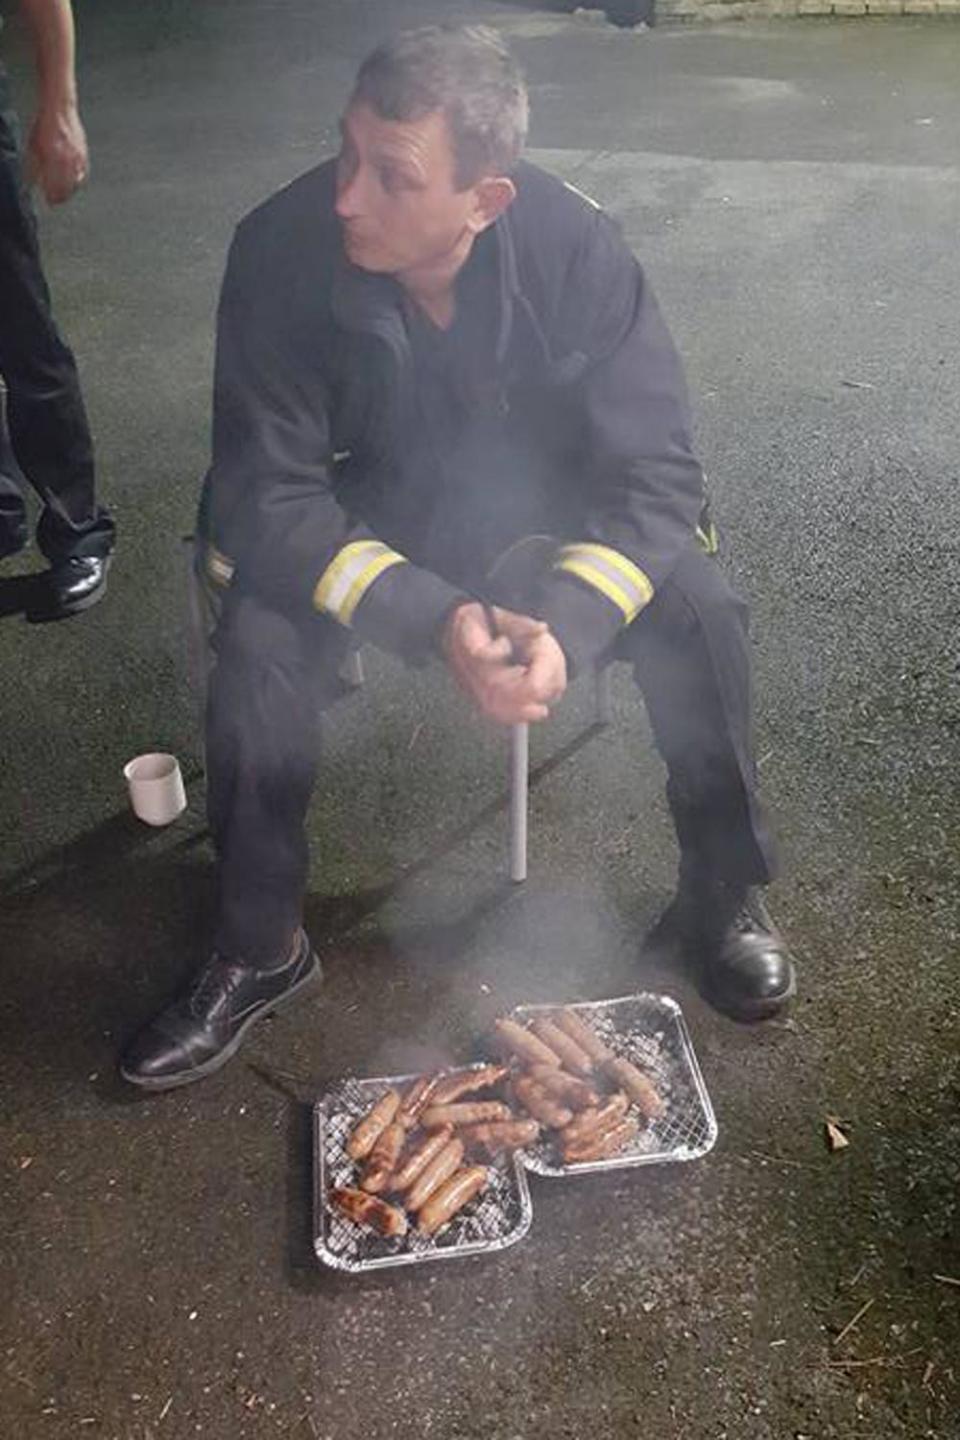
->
[510,993,717,1178]
[314,1067,533,1273]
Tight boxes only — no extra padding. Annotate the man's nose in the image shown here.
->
[335,165,365,219]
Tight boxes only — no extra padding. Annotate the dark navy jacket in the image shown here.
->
[202,159,712,672]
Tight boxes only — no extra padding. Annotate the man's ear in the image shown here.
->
[468,175,517,235]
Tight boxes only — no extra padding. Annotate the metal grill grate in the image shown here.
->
[314,1070,533,1273]
[510,994,718,1178]
[313,996,717,1272]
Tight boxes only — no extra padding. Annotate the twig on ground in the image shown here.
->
[749,1149,814,1170]
[833,1296,875,1348]
[247,1060,310,1090]
[845,1261,869,1289]
[826,1357,892,1370]
[933,1274,960,1288]
[826,1347,922,1371]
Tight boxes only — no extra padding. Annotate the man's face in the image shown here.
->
[334,101,481,276]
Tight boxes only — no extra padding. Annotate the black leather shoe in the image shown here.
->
[0,525,27,562]
[650,872,796,1022]
[120,930,321,1091]
[41,554,111,618]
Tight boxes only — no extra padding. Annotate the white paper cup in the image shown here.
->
[123,752,187,826]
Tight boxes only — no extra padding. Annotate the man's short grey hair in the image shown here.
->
[352,24,529,189]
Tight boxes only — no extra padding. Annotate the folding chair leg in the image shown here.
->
[340,648,365,688]
[594,666,613,725]
[509,721,529,883]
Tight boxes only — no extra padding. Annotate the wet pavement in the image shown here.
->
[1,4,958,1437]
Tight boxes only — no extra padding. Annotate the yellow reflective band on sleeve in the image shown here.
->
[553,543,654,624]
[339,550,406,625]
[206,544,235,588]
[557,559,637,619]
[313,540,407,626]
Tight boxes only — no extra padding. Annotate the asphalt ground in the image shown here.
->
[1,4,958,1437]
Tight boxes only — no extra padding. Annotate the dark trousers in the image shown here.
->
[0,65,114,562]
[205,545,776,967]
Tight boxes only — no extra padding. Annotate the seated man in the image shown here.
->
[121,23,795,1092]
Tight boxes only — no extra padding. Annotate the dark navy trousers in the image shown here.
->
[0,64,113,561]
[204,545,776,965]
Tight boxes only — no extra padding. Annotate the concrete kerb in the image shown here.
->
[654,0,960,17]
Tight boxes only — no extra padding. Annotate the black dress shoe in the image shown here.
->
[650,871,796,1022]
[0,525,27,561]
[41,554,111,618]
[120,930,321,1091]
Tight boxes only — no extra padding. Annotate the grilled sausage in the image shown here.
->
[529,1018,594,1077]
[397,1074,439,1128]
[430,1064,509,1107]
[345,1088,401,1161]
[420,1101,511,1129]
[514,1075,573,1129]
[552,1009,614,1065]
[405,1137,465,1212]
[359,1121,406,1194]
[417,1166,489,1236]
[458,1119,540,1156]
[493,1017,561,1069]
[559,1092,630,1145]
[562,1116,639,1164]
[527,1065,600,1110]
[329,1186,408,1237]
[602,1057,665,1119]
[391,1124,455,1193]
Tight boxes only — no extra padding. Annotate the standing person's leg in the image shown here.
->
[120,585,351,1090]
[618,545,795,1019]
[0,379,27,558]
[0,66,114,610]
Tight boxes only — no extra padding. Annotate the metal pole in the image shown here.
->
[509,721,529,883]
[340,648,365,688]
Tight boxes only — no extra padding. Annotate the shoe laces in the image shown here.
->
[730,890,773,938]
[687,876,770,938]
[189,954,248,1018]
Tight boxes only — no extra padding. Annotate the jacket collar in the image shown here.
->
[492,203,522,368]
[330,208,523,367]
[329,245,407,350]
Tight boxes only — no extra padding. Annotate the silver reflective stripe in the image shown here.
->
[206,545,235,587]
[313,539,406,625]
[563,180,602,211]
[553,543,653,623]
